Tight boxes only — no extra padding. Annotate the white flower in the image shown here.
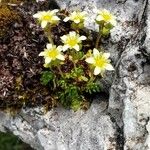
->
[61,31,86,51]
[96,9,116,26]
[64,11,87,24]
[85,48,114,75]
[33,10,60,28]
[39,44,65,64]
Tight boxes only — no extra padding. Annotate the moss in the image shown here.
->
[1,0,24,4]
[0,4,20,38]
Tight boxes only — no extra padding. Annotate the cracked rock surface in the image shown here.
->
[0,0,150,150]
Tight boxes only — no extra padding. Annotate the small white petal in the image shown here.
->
[103,53,110,59]
[33,13,41,18]
[61,35,67,42]
[79,36,87,41]
[63,45,69,51]
[94,67,101,75]
[106,64,114,70]
[102,9,110,14]
[63,17,70,22]
[71,11,77,17]
[70,31,76,37]
[110,19,117,26]
[41,21,47,28]
[52,16,60,21]
[96,15,103,21]
[57,54,65,60]
[73,44,80,51]
[45,57,52,64]
[85,57,95,64]
[46,44,53,49]
[39,51,45,56]
[93,48,100,56]
[52,9,59,13]
[57,46,63,51]
[74,19,80,24]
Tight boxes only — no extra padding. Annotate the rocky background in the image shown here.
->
[0,0,150,150]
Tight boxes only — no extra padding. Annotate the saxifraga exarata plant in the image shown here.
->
[33,9,116,111]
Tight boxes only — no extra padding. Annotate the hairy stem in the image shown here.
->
[95,25,103,49]
[57,66,64,77]
[95,34,101,49]
[44,26,54,44]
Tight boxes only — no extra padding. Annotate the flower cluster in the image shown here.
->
[33,9,116,110]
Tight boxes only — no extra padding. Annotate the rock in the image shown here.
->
[0,98,118,150]
[0,0,150,150]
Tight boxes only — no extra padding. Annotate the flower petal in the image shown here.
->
[79,36,87,41]
[94,67,101,75]
[110,19,117,26]
[33,13,41,18]
[93,48,100,56]
[73,44,80,51]
[46,44,53,49]
[52,16,60,21]
[41,21,47,28]
[61,35,67,42]
[103,53,110,59]
[74,19,80,24]
[51,9,59,13]
[105,64,114,70]
[56,54,65,60]
[85,57,95,64]
[39,51,45,56]
[57,46,63,51]
[63,45,69,51]
[45,57,52,64]
[63,17,70,22]
[96,15,103,21]
[70,31,76,37]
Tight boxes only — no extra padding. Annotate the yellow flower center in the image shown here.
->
[47,48,59,59]
[42,14,52,21]
[73,14,83,21]
[66,37,79,47]
[94,56,108,68]
[102,13,112,21]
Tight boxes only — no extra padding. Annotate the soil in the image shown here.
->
[0,1,56,110]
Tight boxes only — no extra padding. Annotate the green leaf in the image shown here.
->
[40,71,54,85]
[71,99,82,111]
[85,81,101,94]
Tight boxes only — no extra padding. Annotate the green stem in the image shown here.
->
[95,25,103,49]
[95,33,101,49]
[47,30,54,44]
[44,26,54,44]
[57,66,64,78]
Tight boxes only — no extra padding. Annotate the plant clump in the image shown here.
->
[33,9,117,110]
